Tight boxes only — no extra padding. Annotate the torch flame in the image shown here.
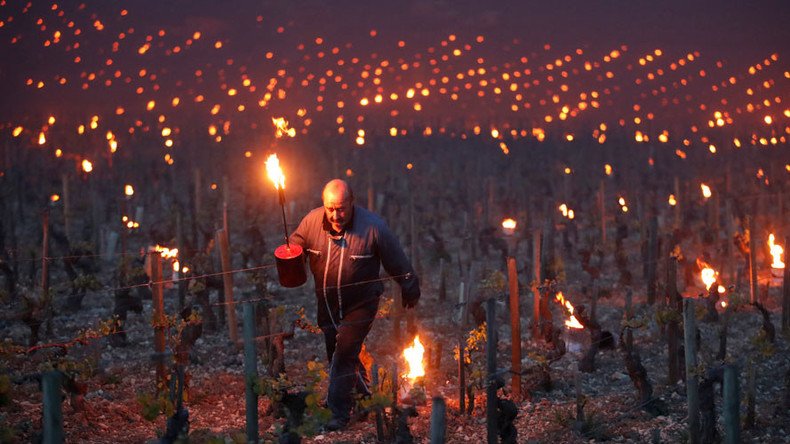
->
[265,154,285,190]
[403,335,426,380]
[768,233,785,269]
[555,292,584,329]
[272,117,296,138]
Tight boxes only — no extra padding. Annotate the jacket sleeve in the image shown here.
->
[377,222,420,305]
[289,212,312,252]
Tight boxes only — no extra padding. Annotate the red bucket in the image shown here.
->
[274,244,307,287]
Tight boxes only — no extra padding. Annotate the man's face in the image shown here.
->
[323,189,352,233]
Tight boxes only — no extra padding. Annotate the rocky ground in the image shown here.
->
[2,215,790,444]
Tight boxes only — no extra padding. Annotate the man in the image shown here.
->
[290,179,420,430]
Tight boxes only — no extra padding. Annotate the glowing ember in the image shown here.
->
[272,117,296,138]
[768,234,785,269]
[402,335,426,380]
[265,154,285,189]
[700,183,712,199]
[555,292,584,329]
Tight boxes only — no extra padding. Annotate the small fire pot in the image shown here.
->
[564,326,590,358]
[274,244,306,287]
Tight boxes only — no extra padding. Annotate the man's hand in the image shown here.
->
[401,274,420,309]
[402,295,418,309]
[401,288,420,309]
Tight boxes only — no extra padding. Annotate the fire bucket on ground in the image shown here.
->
[274,244,306,287]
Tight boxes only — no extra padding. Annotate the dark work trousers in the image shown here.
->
[321,301,377,422]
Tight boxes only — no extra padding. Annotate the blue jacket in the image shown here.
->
[290,205,420,326]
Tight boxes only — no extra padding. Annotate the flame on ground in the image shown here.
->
[265,154,285,189]
[555,292,584,329]
[403,335,425,380]
[768,234,785,269]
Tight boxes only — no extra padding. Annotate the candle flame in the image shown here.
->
[700,183,712,199]
[154,245,178,259]
[555,292,584,329]
[272,117,296,138]
[768,234,785,269]
[265,154,285,189]
[501,218,517,230]
[403,335,425,381]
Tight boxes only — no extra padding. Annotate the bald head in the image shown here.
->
[322,179,353,203]
[322,179,354,233]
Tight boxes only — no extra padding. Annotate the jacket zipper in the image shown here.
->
[322,237,337,328]
[336,237,345,319]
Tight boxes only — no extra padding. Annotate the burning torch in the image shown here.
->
[265,118,306,288]
[266,154,306,287]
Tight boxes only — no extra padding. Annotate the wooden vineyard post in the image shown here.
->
[646,213,658,305]
[430,396,447,444]
[783,236,789,333]
[673,176,681,229]
[222,175,229,235]
[684,299,700,444]
[748,215,757,304]
[150,251,167,389]
[485,298,498,444]
[624,288,634,351]
[458,333,466,415]
[41,210,49,300]
[193,168,202,251]
[42,371,63,444]
[438,258,447,302]
[506,257,521,400]
[216,228,238,344]
[176,210,187,311]
[371,363,385,442]
[242,302,259,443]
[120,198,128,258]
[667,256,682,385]
[599,179,607,244]
[392,286,402,343]
[532,229,542,338]
[723,364,741,444]
[61,173,71,242]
